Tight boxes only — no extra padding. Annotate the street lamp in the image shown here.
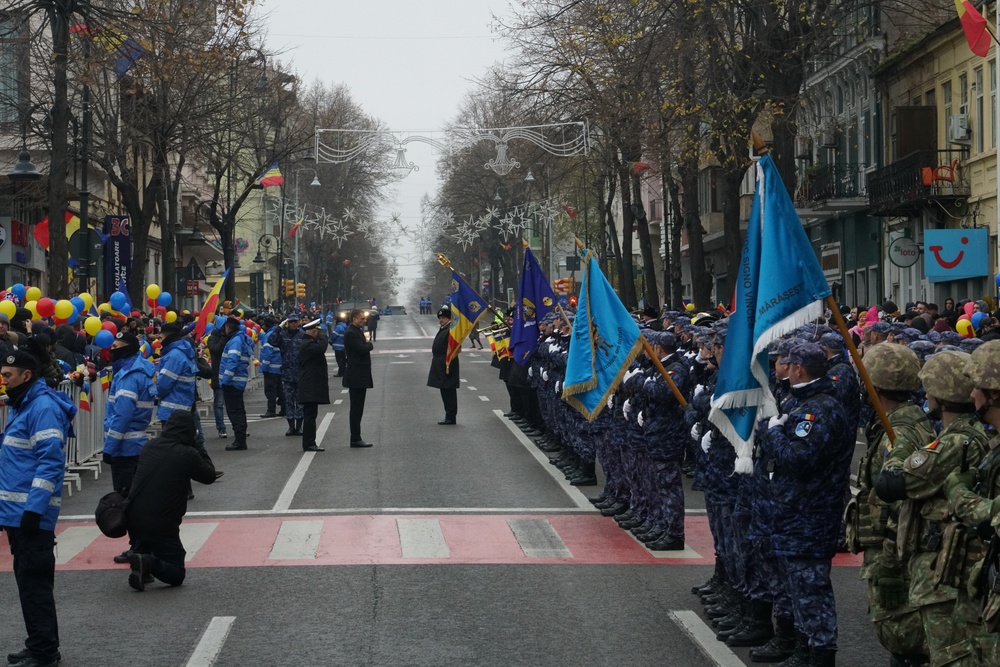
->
[524,165,553,280]
[292,167,321,289]
[7,104,44,182]
[253,233,278,304]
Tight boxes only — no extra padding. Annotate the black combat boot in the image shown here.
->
[726,600,774,647]
[285,419,296,436]
[693,563,724,595]
[294,419,303,435]
[715,597,750,640]
[569,461,597,486]
[810,648,836,667]
[750,616,795,662]
[600,501,630,517]
[774,632,809,667]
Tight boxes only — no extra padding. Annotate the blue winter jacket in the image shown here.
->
[0,379,77,530]
[104,354,156,457]
[219,331,255,391]
[155,338,197,421]
[259,328,282,375]
[330,322,347,352]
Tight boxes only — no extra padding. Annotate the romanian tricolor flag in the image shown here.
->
[446,271,489,371]
[289,218,304,237]
[955,0,992,56]
[79,381,91,412]
[193,267,231,339]
[256,163,284,188]
[70,24,145,77]
[100,369,111,391]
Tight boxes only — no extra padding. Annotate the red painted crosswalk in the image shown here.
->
[0,515,862,570]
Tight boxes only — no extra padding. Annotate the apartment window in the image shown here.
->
[890,110,897,160]
[698,169,724,214]
[944,80,953,134]
[960,72,969,114]
[926,90,936,107]
[0,14,26,124]
[976,67,985,152]
[992,61,997,148]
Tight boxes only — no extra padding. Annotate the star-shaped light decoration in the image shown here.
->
[327,217,354,248]
[341,206,357,223]
[505,206,528,235]
[536,199,561,227]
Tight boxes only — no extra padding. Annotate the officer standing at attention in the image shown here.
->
[428,306,459,425]
[0,346,77,667]
[258,317,283,418]
[270,313,305,436]
[343,308,374,448]
[763,342,855,667]
[297,319,329,452]
[848,342,935,667]
[331,316,347,377]
[218,317,253,451]
[875,350,989,667]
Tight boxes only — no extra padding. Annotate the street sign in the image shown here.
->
[186,280,199,296]
[68,229,104,266]
[887,236,919,268]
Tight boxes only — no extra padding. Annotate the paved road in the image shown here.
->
[0,312,884,666]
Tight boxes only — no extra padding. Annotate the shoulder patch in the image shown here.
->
[909,451,929,469]
[794,421,813,438]
[923,440,940,451]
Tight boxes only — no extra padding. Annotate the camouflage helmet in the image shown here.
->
[865,342,920,392]
[964,339,1000,391]
[919,350,975,404]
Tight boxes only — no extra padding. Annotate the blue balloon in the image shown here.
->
[109,291,127,311]
[94,330,114,348]
[70,296,85,313]
[11,283,26,300]
[157,291,172,307]
[65,305,79,324]
[204,323,214,334]
[972,311,987,331]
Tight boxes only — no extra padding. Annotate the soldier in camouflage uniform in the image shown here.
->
[943,339,1000,665]
[848,342,935,667]
[875,350,990,667]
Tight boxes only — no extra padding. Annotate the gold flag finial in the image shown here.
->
[436,253,452,270]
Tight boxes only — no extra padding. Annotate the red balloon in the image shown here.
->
[193,310,201,317]
[131,310,141,317]
[101,321,118,334]
[36,297,55,318]
[52,317,66,326]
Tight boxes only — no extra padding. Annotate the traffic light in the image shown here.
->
[296,282,306,299]
[284,279,294,296]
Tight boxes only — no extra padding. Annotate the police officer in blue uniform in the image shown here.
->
[218,317,254,451]
[270,313,305,435]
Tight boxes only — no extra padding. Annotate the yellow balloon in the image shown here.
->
[685,303,696,312]
[84,316,102,336]
[97,303,112,313]
[80,292,94,312]
[146,284,161,300]
[0,300,15,319]
[25,300,39,320]
[25,286,41,302]
[165,311,178,323]
[54,299,74,320]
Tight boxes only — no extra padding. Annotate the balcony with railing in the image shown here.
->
[795,163,869,213]
[867,149,970,216]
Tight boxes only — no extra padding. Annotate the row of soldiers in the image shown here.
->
[498,307,1000,667]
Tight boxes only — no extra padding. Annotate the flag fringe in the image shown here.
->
[751,300,827,358]
[563,337,643,422]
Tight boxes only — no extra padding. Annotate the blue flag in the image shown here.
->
[510,248,557,365]
[446,270,490,371]
[562,250,643,421]
[709,152,831,472]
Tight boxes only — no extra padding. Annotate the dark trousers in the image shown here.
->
[132,532,186,586]
[334,350,346,376]
[222,386,247,445]
[5,527,59,661]
[369,327,378,341]
[110,455,140,495]
[349,388,367,442]
[440,388,457,420]
[302,403,319,449]
[263,373,282,413]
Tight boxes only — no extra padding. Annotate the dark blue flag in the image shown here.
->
[510,248,556,365]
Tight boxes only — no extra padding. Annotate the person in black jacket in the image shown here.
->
[428,307,459,425]
[124,410,217,591]
[297,319,330,452]
[342,309,374,447]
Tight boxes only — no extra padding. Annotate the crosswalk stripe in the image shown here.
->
[180,522,219,562]
[508,519,572,558]
[269,520,323,560]
[396,518,449,558]
[55,526,102,565]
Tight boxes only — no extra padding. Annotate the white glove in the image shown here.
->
[767,414,789,430]
[637,411,644,428]
[528,367,534,377]
[644,376,655,385]
[555,381,562,394]
[690,423,703,440]
[607,395,614,409]
[693,384,706,398]
[542,370,549,382]
[700,430,713,453]
[624,368,638,383]
[623,399,632,419]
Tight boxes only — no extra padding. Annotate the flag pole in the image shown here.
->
[573,237,687,407]
[435,253,504,321]
[525,238,573,329]
[826,295,895,444]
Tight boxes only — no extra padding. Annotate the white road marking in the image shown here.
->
[460,379,468,383]
[494,409,592,510]
[269,520,323,560]
[390,361,415,364]
[669,610,745,667]
[467,386,477,391]
[508,519,572,558]
[334,399,343,405]
[185,616,236,667]
[341,389,349,394]
[397,518,450,558]
[479,395,490,402]
[55,526,102,564]
[59,506,601,521]
[271,412,335,512]
[471,361,491,363]
[180,522,218,562]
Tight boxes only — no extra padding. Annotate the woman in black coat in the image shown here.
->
[342,309,375,447]
[297,320,330,451]
[427,307,459,424]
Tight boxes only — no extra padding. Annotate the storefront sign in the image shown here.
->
[924,228,989,282]
[888,236,920,268]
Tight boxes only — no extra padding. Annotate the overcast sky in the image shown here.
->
[262,0,513,300]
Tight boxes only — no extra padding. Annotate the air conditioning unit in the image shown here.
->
[947,114,971,144]
[795,135,813,160]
